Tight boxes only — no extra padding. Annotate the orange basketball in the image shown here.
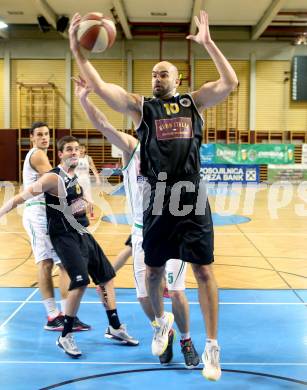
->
[77,12,116,53]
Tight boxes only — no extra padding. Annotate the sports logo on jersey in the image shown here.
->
[137,175,147,183]
[75,183,82,194]
[179,97,191,107]
[155,117,193,140]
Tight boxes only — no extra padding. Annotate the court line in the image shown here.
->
[0,360,307,367]
[235,224,307,304]
[40,367,307,390]
[0,300,305,305]
[0,288,39,329]
[0,361,306,365]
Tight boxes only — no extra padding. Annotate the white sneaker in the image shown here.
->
[151,312,174,356]
[56,333,82,358]
[202,344,222,381]
[105,324,139,346]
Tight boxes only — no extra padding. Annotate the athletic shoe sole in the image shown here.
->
[56,339,82,359]
[105,332,139,346]
[44,326,64,331]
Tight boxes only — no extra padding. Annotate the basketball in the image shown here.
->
[77,12,116,53]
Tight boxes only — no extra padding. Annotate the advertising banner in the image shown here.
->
[267,164,307,183]
[215,144,295,164]
[200,164,260,183]
[200,144,215,164]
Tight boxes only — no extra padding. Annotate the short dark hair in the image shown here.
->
[57,135,79,152]
[30,121,49,135]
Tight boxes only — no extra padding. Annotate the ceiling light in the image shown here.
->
[0,21,8,29]
[7,11,24,15]
[294,33,307,45]
[150,12,167,16]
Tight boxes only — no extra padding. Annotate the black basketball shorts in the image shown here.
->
[51,231,116,290]
[142,178,214,267]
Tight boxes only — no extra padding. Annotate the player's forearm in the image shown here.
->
[79,95,136,153]
[74,53,131,113]
[0,191,32,218]
[203,40,238,89]
[79,95,111,132]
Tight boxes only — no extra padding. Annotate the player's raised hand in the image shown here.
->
[72,76,92,100]
[69,13,82,53]
[186,10,212,46]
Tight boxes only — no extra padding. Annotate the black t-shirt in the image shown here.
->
[45,166,89,236]
[136,93,203,181]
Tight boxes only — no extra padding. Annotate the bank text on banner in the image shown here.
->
[200,164,260,183]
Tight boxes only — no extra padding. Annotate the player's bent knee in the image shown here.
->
[146,266,164,281]
[169,289,185,301]
[38,258,54,273]
[138,296,149,303]
[192,264,213,283]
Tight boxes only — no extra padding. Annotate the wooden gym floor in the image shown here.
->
[0,182,306,290]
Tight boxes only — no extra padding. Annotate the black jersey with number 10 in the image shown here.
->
[136,93,203,181]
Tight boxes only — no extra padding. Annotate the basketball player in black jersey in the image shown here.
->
[0,136,139,358]
[70,10,238,379]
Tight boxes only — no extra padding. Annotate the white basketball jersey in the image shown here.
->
[122,144,145,227]
[75,155,90,178]
[23,148,45,204]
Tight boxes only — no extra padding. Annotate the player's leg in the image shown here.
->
[88,235,139,346]
[23,212,64,329]
[132,230,155,320]
[192,263,221,381]
[113,234,132,272]
[57,262,91,331]
[146,263,174,356]
[166,259,199,368]
[52,232,90,358]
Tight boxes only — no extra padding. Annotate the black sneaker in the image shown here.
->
[180,338,200,369]
[159,329,175,364]
[73,317,91,332]
[44,314,65,331]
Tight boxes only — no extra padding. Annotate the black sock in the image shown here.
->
[62,315,75,337]
[106,309,121,329]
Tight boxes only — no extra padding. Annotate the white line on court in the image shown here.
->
[0,361,306,366]
[0,288,39,329]
[0,300,305,305]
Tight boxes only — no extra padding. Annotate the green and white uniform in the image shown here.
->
[122,143,187,298]
[22,148,61,264]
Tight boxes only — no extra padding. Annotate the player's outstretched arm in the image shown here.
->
[0,174,59,219]
[69,14,142,125]
[187,10,238,111]
[74,76,138,155]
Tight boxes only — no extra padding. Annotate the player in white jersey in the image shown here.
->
[22,121,90,331]
[75,144,100,218]
[75,77,199,368]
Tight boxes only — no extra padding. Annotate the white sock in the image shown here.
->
[181,332,191,340]
[155,313,167,327]
[206,338,218,348]
[43,298,60,319]
[60,299,66,314]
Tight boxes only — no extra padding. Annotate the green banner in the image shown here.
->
[268,164,307,183]
[215,144,295,164]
